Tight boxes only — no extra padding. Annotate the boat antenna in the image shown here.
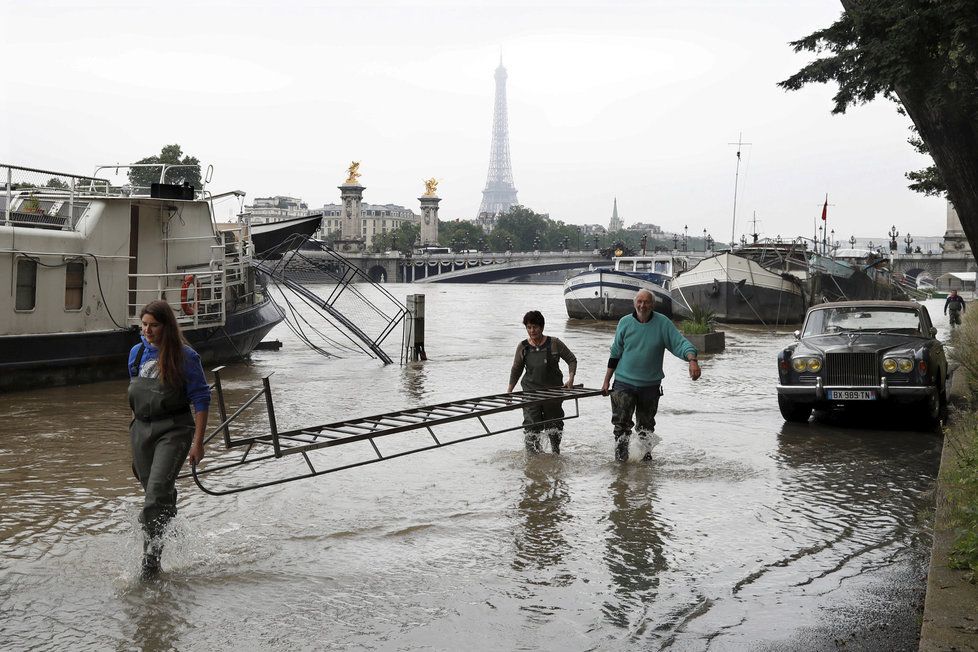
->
[749,211,760,244]
[728,132,751,247]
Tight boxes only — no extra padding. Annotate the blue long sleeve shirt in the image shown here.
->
[128,336,211,413]
[608,312,697,387]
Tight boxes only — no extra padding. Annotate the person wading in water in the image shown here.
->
[507,310,577,454]
[945,289,967,329]
[601,289,701,461]
[128,300,209,579]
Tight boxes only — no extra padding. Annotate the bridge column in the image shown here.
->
[418,191,440,248]
[335,171,366,253]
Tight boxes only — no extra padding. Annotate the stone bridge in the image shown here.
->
[888,251,976,280]
[330,251,610,283]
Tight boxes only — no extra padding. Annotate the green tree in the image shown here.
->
[393,221,420,255]
[487,227,517,252]
[438,220,484,251]
[128,144,202,189]
[495,205,550,251]
[779,0,978,253]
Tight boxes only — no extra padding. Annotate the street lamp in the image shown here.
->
[702,228,707,252]
[672,234,679,251]
[830,229,835,251]
[904,232,913,254]
[682,225,688,252]
[740,234,747,247]
[849,235,856,247]
[888,225,899,252]
[707,234,714,251]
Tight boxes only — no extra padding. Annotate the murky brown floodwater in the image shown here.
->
[0,288,947,651]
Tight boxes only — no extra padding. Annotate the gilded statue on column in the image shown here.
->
[423,178,438,197]
[345,161,361,185]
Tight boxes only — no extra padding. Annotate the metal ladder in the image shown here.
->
[182,367,604,495]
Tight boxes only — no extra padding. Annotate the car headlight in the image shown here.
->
[792,356,822,372]
[882,357,914,373]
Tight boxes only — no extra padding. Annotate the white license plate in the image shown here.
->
[827,390,876,401]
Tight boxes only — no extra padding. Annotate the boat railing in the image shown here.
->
[215,227,250,292]
[127,269,226,331]
[1,163,111,230]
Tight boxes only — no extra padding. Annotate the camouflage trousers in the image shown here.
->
[610,386,661,461]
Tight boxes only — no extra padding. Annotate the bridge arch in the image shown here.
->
[367,265,387,283]
[903,267,926,281]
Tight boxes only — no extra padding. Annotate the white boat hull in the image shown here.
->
[563,269,675,320]
[670,253,806,324]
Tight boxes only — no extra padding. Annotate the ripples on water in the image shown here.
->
[0,288,945,651]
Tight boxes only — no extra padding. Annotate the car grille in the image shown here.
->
[826,352,878,386]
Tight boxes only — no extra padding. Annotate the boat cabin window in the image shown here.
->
[654,261,670,274]
[15,259,37,311]
[65,261,85,310]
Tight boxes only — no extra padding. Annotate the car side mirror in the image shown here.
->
[930,327,937,337]
[793,330,801,340]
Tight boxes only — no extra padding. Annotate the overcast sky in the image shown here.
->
[1,0,948,242]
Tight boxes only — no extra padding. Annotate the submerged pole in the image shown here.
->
[405,294,427,361]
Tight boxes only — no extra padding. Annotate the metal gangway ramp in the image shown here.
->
[184,367,604,495]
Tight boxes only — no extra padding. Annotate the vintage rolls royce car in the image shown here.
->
[776,301,948,426]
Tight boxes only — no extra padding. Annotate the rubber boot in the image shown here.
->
[614,434,630,462]
[141,534,163,580]
[524,431,542,454]
[548,431,562,455]
[141,554,161,580]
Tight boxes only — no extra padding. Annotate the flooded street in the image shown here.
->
[0,286,947,651]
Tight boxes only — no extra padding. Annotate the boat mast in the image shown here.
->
[729,132,751,247]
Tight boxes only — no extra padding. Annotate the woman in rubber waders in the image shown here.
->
[128,300,209,579]
[506,310,577,454]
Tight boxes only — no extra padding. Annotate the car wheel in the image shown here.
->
[778,395,812,423]
[920,389,943,431]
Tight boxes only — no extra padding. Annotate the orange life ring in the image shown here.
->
[180,274,200,315]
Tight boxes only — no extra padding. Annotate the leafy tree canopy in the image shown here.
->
[779,0,978,199]
[128,144,202,190]
[438,220,484,250]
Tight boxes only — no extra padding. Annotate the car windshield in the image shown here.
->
[803,306,921,336]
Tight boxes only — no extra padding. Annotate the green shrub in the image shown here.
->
[942,410,978,582]
[946,307,978,581]
[680,305,715,335]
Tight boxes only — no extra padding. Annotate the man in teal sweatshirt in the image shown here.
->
[600,290,701,461]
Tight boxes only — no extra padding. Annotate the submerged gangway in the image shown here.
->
[183,367,603,495]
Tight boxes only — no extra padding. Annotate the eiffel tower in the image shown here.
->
[478,58,518,218]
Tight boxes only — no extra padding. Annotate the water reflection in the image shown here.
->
[120,581,188,652]
[602,465,668,630]
[401,361,428,403]
[512,456,570,572]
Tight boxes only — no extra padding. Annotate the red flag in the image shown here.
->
[821,196,828,221]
